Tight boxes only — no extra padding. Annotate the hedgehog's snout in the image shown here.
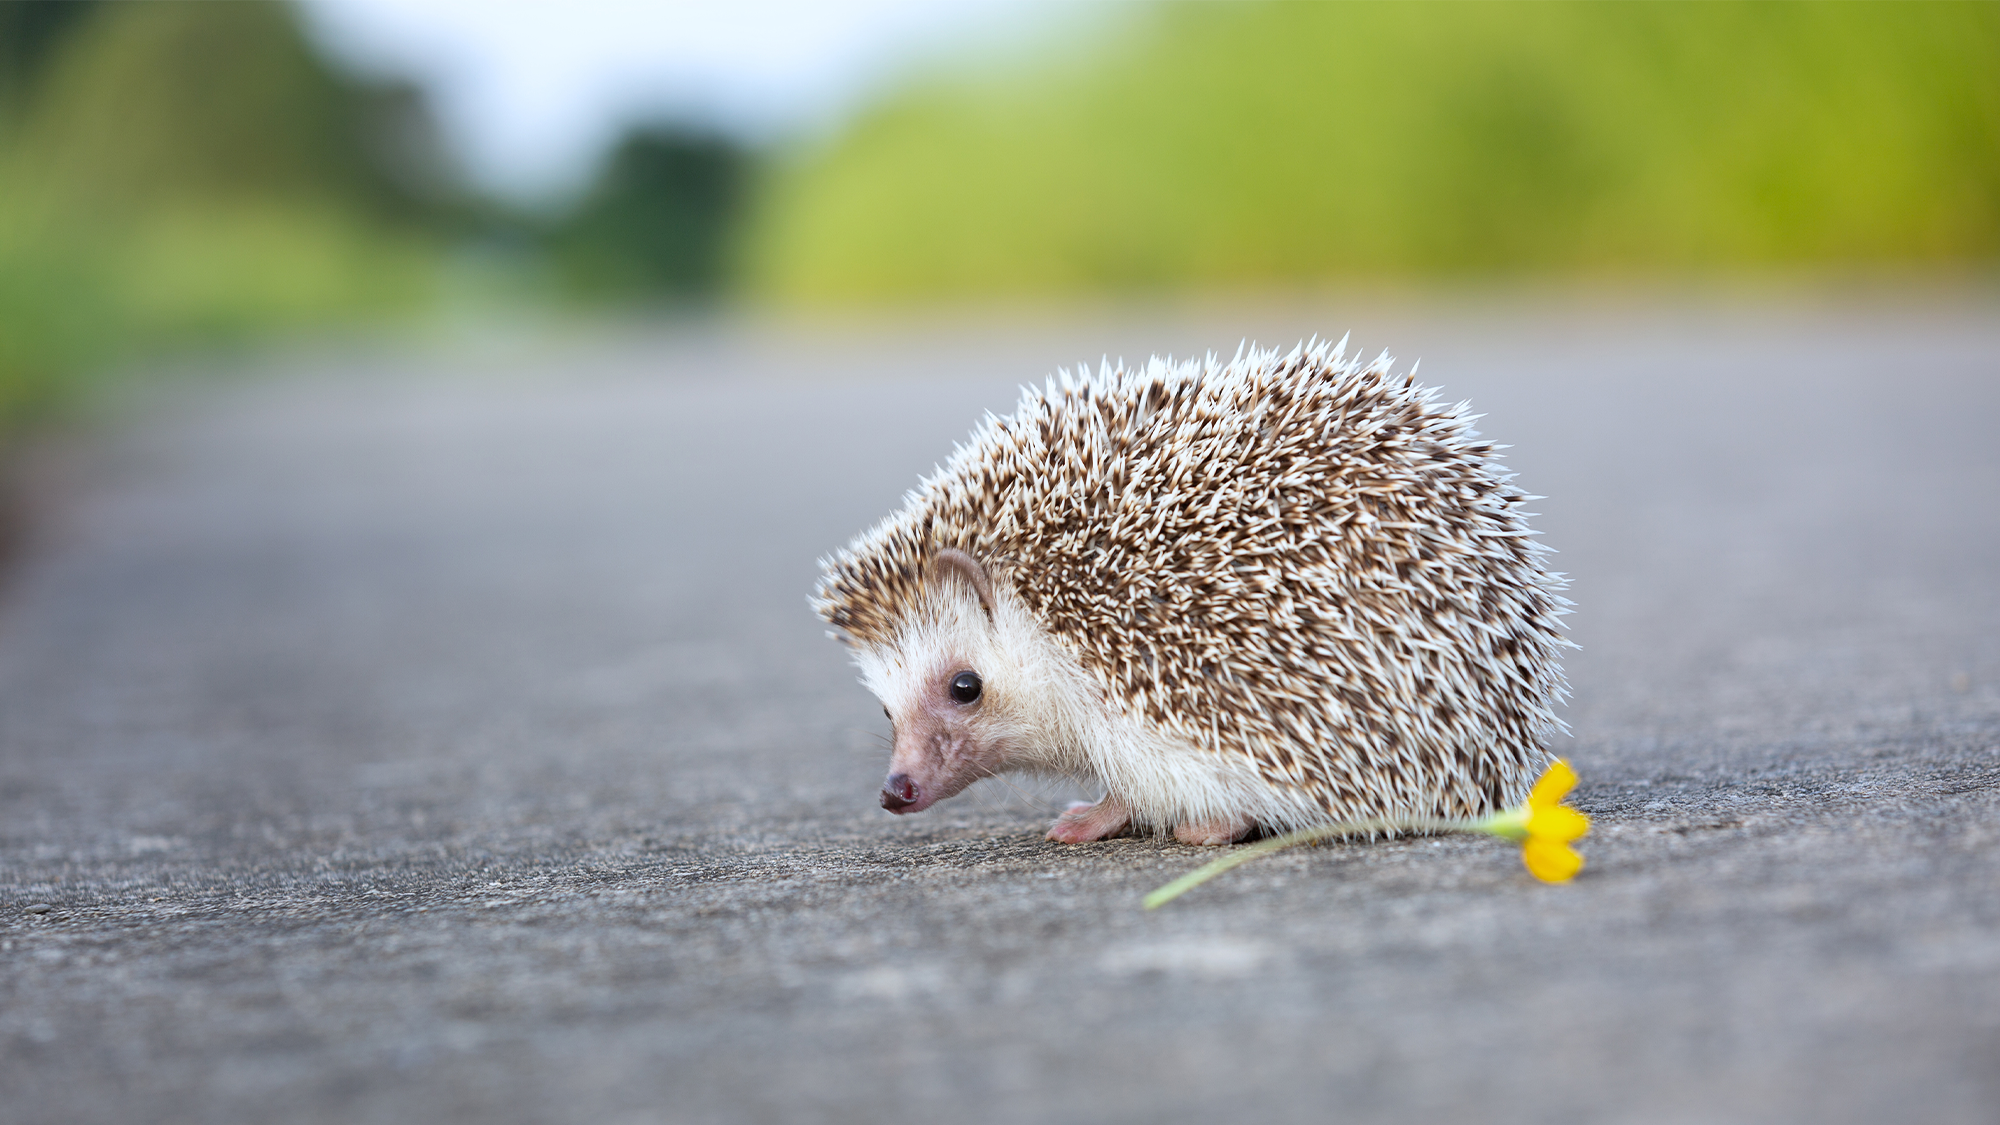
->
[881,773,920,812]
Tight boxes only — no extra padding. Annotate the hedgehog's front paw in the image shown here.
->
[1173,817,1253,846]
[1046,795,1131,844]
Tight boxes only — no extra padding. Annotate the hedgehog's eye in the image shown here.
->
[883,705,891,720]
[948,671,983,705]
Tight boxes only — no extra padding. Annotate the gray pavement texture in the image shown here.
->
[2,294,1998,1125]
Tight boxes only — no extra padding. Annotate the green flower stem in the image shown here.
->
[1143,815,1497,910]
[1477,805,1531,842]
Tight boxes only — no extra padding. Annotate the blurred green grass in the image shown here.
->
[744,1,2000,302]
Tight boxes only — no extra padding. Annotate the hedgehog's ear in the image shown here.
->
[932,547,996,622]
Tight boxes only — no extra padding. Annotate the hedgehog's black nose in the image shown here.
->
[881,774,919,812]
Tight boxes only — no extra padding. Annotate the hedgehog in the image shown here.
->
[811,337,1571,846]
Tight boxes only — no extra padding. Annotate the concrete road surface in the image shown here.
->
[2,294,1997,1125]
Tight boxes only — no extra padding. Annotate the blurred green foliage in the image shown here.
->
[745,1,2000,302]
[0,1,451,433]
[9,0,1993,428]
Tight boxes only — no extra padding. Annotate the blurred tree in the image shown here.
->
[0,1,460,427]
[12,0,456,222]
[553,126,749,299]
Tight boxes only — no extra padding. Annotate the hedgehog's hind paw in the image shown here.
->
[1172,817,1254,847]
[1046,795,1132,844]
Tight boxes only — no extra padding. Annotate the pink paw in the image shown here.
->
[1046,796,1132,843]
[1173,817,1253,846]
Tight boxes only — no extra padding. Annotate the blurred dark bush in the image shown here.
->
[550,126,749,301]
[745,1,2000,302]
[0,1,95,108]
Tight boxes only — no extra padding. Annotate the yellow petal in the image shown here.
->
[1528,804,1590,844]
[1528,758,1577,808]
[1523,837,1584,883]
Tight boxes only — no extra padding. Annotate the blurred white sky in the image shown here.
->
[299,0,1062,204]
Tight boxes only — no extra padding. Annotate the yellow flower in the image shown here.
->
[1141,758,1592,908]
[1476,758,1590,883]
